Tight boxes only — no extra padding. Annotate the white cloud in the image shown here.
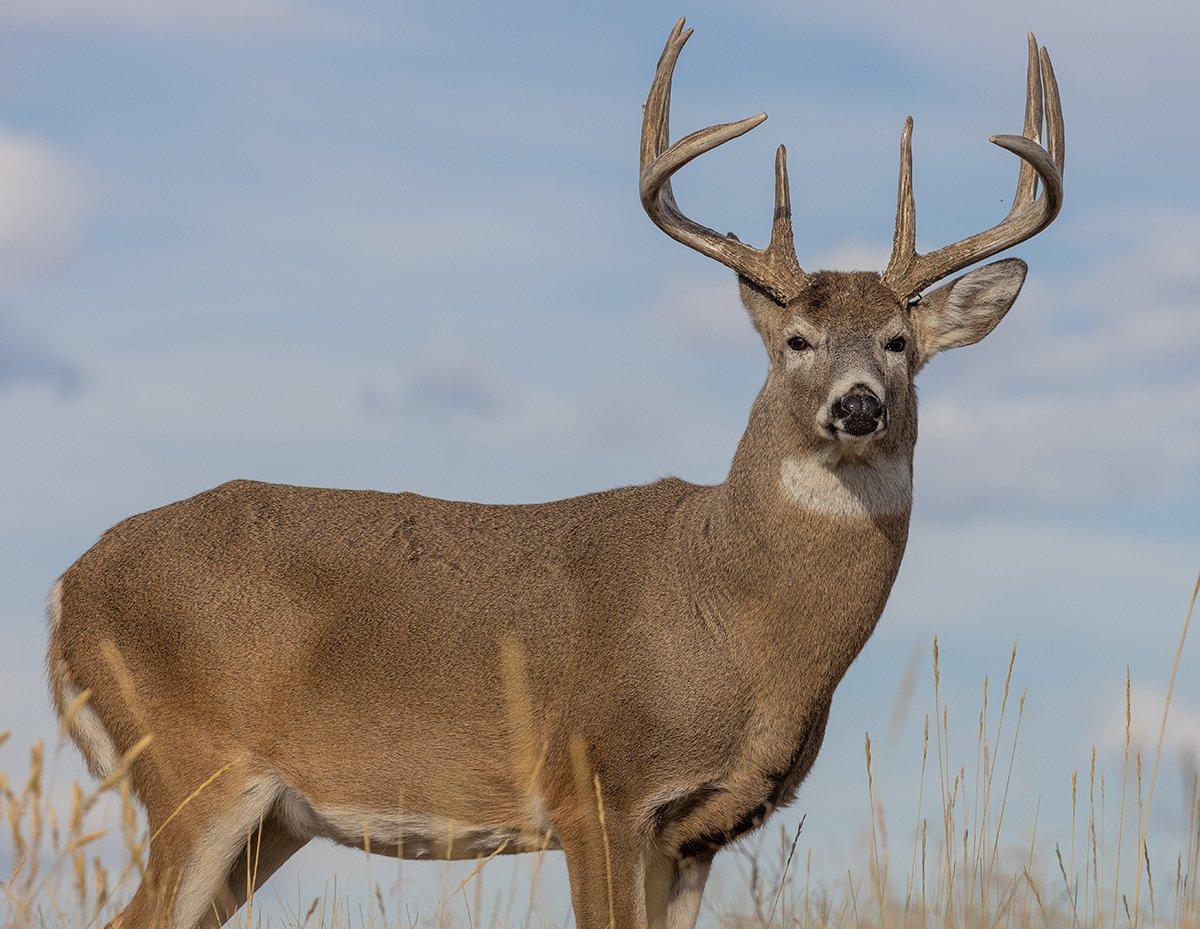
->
[0,124,87,395]
[363,340,686,457]
[755,0,1200,109]
[0,0,347,36]
[918,380,1200,510]
[1100,683,1200,765]
[228,179,622,279]
[0,350,373,444]
[888,517,1198,634]
[362,340,577,450]
[374,341,521,420]
[974,209,1200,386]
[811,239,890,273]
[0,128,85,289]
[916,207,1200,511]
[0,348,379,532]
[651,275,756,347]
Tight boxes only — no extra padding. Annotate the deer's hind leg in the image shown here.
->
[107,764,289,929]
[198,807,308,929]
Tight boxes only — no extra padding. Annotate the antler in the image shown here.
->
[640,18,810,305]
[881,34,1065,300]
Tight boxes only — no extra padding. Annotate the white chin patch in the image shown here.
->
[780,454,912,518]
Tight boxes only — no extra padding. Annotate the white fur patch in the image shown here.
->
[780,454,912,518]
[664,856,713,929]
[639,783,704,823]
[526,793,551,830]
[276,789,556,859]
[58,680,120,780]
[174,775,283,929]
[48,579,120,780]
[47,578,63,633]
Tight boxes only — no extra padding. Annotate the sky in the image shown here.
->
[0,0,1197,923]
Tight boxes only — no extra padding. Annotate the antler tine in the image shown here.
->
[771,144,798,258]
[881,38,1065,301]
[883,116,917,293]
[1009,33,1043,215]
[639,20,809,305]
[640,18,688,171]
[1040,45,1065,173]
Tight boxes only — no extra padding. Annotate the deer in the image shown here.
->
[46,18,1064,929]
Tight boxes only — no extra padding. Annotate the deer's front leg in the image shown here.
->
[559,816,648,929]
[644,850,714,929]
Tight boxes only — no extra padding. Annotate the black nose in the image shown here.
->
[838,390,882,419]
[835,387,884,436]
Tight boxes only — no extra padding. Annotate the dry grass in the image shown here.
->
[3,574,1196,929]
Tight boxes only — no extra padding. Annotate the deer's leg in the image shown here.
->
[644,851,713,929]
[559,816,647,929]
[198,810,308,929]
[106,769,284,929]
[103,843,178,929]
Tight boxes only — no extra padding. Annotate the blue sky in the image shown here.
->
[0,0,1197,921]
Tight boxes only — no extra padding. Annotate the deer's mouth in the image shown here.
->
[825,408,888,440]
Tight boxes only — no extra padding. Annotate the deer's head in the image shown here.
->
[641,20,1063,465]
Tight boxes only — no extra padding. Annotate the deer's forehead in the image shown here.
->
[788,272,901,330]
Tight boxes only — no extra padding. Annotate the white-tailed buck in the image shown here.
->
[48,19,1064,929]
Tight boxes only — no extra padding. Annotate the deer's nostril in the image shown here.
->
[837,389,882,420]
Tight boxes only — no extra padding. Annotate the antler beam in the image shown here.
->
[881,34,1065,300]
[640,18,810,305]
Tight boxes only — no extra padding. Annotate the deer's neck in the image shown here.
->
[675,391,914,707]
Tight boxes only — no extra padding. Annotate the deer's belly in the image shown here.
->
[276,787,559,860]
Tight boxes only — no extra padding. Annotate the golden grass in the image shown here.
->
[3,574,1197,929]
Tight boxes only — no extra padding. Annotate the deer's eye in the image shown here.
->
[786,335,811,352]
[885,335,907,353]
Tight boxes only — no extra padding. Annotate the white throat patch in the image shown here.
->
[780,454,912,518]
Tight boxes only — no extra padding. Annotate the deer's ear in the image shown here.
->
[737,276,786,346]
[911,258,1027,367]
